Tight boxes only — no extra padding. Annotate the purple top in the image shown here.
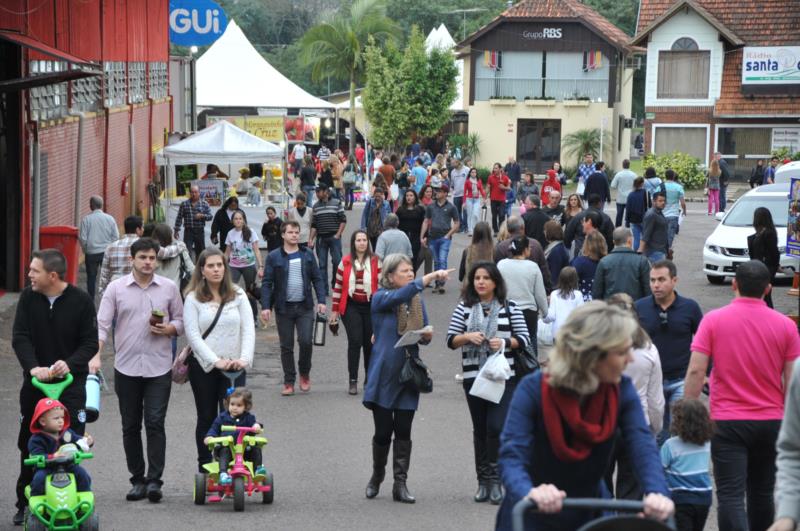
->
[97,273,184,377]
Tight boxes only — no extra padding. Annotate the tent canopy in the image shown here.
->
[197,20,334,110]
[155,120,283,166]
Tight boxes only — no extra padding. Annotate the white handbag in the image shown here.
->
[537,318,554,346]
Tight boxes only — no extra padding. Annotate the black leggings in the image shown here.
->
[341,299,372,381]
[372,406,415,445]
[521,308,539,356]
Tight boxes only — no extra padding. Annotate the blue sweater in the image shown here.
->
[660,436,712,505]
[205,411,258,438]
[495,372,669,530]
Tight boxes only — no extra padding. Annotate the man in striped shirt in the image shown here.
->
[309,184,346,290]
[96,216,143,302]
[173,185,212,259]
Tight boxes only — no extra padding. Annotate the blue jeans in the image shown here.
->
[302,185,316,206]
[85,252,104,299]
[428,237,452,287]
[666,216,680,249]
[658,377,685,446]
[647,250,666,263]
[719,183,728,212]
[453,196,467,232]
[631,223,642,252]
[315,235,342,290]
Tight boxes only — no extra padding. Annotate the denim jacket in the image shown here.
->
[261,247,326,313]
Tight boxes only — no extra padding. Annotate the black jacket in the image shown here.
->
[261,246,326,313]
[564,208,614,253]
[13,284,98,375]
[583,171,611,204]
[211,208,236,251]
[748,229,780,275]
[522,208,552,250]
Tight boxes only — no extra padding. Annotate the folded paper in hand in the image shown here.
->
[394,326,433,348]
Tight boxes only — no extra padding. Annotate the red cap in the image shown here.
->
[30,397,70,434]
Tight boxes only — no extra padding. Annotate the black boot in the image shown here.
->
[473,434,490,503]
[391,439,416,503]
[487,437,504,505]
[365,440,390,499]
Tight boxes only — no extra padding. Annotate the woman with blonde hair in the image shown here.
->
[183,248,255,471]
[706,159,722,216]
[362,254,451,503]
[496,301,673,530]
[570,231,608,301]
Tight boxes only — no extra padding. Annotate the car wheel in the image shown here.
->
[707,275,726,285]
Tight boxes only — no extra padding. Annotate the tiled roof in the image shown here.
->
[714,49,800,116]
[459,0,633,51]
[636,0,800,46]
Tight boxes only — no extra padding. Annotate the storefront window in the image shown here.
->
[717,127,771,180]
[653,126,707,162]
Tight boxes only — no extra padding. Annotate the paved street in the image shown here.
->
[0,200,795,530]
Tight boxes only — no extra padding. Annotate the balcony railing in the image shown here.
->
[475,78,608,103]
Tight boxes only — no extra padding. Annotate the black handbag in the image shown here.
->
[504,302,540,378]
[399,349,433,393]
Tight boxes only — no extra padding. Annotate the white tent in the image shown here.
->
[196,20,334,110]
[156,120,284,202]
[425,24,464,111]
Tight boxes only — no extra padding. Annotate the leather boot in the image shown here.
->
[391,439,416,503]
[365,440,390,499]
[473,434,490,502]
[487,437,504,505]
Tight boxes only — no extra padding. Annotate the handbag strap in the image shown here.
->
[202,300,227,340]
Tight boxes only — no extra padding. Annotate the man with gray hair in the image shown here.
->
[493,215,552,293]
[78,195,119,298]
[592,226,651,300]
[375,213,413,259]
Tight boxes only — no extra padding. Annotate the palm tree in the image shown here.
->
[300,0,401,157]
[561,128,613,165]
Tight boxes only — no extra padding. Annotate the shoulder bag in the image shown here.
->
[178,252,192,293]
[504,302,540,378]
[399,349,433,393]
[171,300,227,384]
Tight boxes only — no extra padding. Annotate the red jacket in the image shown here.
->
[541,171,562,197]
[332,254,380,315]
[463,178,486,199]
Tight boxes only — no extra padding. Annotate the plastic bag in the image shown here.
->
[537,318,554,346]
[576,181,585,196]
[390,183,400,201]
[480,350,512,381]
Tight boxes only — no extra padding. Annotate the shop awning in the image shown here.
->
[0,31,101,92]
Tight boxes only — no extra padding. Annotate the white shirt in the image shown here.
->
[624,343,665,433]
[610,169,637,204]
[292,144,306,160]
[542,289,585,334]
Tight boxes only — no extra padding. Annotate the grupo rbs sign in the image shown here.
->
[741,46,800,85]
[169,0,228,47]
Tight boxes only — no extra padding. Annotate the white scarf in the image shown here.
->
[348,257,373,300]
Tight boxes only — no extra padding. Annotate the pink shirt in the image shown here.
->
[691,297,800,421]
[97,273,184,378]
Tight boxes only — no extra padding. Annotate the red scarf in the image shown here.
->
[541,374,619,462]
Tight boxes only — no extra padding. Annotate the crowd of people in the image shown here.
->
[11,142,800,531]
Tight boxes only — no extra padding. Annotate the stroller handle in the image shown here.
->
[512,497,675,531]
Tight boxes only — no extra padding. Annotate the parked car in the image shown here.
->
[703,183,796,284]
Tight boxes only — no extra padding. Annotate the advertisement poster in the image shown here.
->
[741,47,800,85]
[303,116,321,145]
[788,177,800,258]
[284,116,305,143]
[207,116,284,143]
[192,179,225,207]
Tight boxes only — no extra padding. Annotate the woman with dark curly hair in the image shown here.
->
[660,399,713,531]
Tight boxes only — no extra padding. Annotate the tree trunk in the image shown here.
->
[349,74,356,159]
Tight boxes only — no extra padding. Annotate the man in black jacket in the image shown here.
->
[12,249,98,525]
[564,194,614,254]
[521,194,551,250]
[582,160,611,209]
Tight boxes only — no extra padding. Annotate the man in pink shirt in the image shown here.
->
[684,260,800,531]
[95,238,183,503]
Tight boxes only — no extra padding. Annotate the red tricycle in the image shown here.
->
[193,425,273,511]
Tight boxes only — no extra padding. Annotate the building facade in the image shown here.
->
[0,0,170,290]
[633,0,800,178]
[457,0,636,174]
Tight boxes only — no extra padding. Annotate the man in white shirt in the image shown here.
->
[449,157,470,233]
[292,143,306,175]
[610,159,637,228]
[78,195,119,299]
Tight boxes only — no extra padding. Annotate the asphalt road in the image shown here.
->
[0,200,795,530]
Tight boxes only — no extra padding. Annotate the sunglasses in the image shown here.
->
[659,311,669,328]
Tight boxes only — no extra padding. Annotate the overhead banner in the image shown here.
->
[169,0,228,47]
[741,46,800,85]
[207,115,284,143]
[788,178,800,258]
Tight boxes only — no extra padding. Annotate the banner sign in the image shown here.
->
[284,116,305,143]
[788,178,800,258]
[191,179,225,207]
[741,47,800,85]
[207,116,284,143]
[169,0,228,47]
[772,128,800,153]
[303,116,321,145]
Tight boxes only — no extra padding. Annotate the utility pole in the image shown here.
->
[451,8,488,41]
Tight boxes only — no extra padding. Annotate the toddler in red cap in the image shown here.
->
[28,398,93,496]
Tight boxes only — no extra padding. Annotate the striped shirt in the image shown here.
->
[174,198,212,232]
[311,197,346,237]
[286,252,305,302]
[97,234,139,299]
[331,261,381,307]
[446,300,530,381]
[660,436,712,505]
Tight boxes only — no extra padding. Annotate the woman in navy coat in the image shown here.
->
[363,254,451,504]
[496,301,674,530]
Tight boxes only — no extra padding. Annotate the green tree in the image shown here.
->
[300,0,401,156]
[583,0,639,36]
[363,27,458,150]
[561,128,613,165]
